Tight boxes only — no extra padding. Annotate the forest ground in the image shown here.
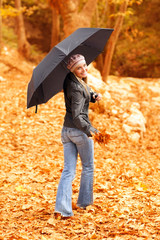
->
[0,48,160,240]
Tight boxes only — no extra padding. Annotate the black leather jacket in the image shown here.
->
[63,72,98,137]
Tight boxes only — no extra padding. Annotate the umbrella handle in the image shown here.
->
[35,105,38,113]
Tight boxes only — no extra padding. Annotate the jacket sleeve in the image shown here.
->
[71,86,97,137]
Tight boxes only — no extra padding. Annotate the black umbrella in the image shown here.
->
[27,28,113,111]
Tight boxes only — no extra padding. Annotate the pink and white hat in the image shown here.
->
[67,54,86,72]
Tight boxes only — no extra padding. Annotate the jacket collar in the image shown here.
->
[68,72,80,84]
[66,72,90,99]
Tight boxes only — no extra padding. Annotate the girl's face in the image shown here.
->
[73,62,88,79]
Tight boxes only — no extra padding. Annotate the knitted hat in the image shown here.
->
[67,54,86,72]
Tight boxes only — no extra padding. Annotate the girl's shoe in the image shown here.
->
[54,212,73,220]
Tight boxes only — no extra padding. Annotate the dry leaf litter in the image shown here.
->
[0,47,160,240]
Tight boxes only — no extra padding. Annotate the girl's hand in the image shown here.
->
[95,93,102,101]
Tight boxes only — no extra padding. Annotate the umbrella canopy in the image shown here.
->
[27,28,113,109]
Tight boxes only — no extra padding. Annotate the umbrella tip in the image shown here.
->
[35,105,38,113]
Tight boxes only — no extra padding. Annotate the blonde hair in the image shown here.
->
[73,74,89,96]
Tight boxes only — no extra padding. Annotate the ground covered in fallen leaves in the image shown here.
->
[0,49,160,239]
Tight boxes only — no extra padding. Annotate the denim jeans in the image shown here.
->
[54,126,94,217]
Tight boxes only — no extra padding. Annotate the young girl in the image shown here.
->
[54,54,102,219]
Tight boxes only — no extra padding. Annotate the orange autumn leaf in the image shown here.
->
[94,129,110,144]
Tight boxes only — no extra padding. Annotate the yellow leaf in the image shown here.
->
[22,204,32,210]
[15,185,28,192]
[73,224,82,230]
[135,182,148,191]
[47,217,55,226]
[41,236,48,240]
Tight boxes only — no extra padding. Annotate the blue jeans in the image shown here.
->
[54,126,94,217]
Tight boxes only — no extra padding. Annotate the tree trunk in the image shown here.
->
[15,0,30,58]
[102,0,129,82]
[50,8,60,48]
[0,0,2,54]
[59,0,98,38]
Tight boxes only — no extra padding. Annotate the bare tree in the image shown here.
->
[50,8,60,48]
[61,0,98,37]
[0,0,2,54]
[15,0,30,58]
[102,0,129,82]
[48,0,60,48]
[49,0,98,39]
